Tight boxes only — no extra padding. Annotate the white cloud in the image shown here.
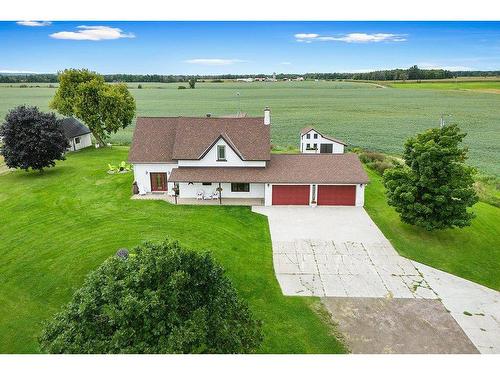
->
[294,33,319,39]
[295,32,406,43]
[419,63,473,71]
[184,59,246,66]
[50,26,134,41]
[0,69,39,74]
[17,21,51,27]
[280,62,292,65]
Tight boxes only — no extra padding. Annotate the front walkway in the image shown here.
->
[132,193,263,206]
[252,206,500,354]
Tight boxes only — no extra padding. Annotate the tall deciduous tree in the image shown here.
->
[188,77,196,89]
[39,239,263,354]
[50,69,136,146]
[0,106,68,172]
[383,124,478,230]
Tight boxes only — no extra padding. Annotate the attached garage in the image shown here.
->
[317,185,356,206]
[272,185,310,205]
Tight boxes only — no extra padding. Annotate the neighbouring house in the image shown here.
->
[300,127,346,154]
[60,117,92,151]
[128,107,369,206]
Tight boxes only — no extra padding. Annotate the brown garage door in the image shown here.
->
[317,185,355,206]
[272,185,310,205]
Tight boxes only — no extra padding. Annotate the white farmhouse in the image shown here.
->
[60,117,92,152]
[129,108,368,206]
[300,127,346,154]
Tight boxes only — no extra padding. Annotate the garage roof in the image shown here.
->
[169,153,369,184]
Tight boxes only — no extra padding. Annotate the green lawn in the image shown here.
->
[0,81,499,176]
[0,146,346,354]
[364,168,500,291]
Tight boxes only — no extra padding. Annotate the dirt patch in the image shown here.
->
[322,297,479,354]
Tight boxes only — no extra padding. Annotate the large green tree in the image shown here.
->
[39,239,263,354]
[50,69,136,146]
[383,124,478,230]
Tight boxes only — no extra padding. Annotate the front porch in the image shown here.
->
[132,193,264,206]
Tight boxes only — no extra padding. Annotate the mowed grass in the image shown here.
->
[0,80,499,176]
[0,146,346,354]
[364,168,500,291]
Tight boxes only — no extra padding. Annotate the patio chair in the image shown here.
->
[212,190,220,199]
[203,192,213,200]
[196,190,204,200]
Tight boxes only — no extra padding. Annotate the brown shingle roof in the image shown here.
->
[300,127,347,145]
[169,153,369,184]
[128,117,178,163]
[128,117,270,163]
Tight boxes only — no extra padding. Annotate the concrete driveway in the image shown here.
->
[252,206,500,354]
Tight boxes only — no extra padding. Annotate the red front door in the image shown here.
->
[150,172,167,192]
[272,185,310,205]
[317,185,355,205]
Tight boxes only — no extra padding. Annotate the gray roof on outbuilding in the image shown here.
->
[60,117,91,139]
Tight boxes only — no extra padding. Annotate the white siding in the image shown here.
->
[68,133,92,151]
[133,163,177,193]
[300,130,344,154]
[355,183,365,207]
[177,138,266,168]
[178,182,265,199]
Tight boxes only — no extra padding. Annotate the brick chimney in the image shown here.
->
[264,106,271,125]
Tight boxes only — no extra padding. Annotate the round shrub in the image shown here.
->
[39,239,263,353]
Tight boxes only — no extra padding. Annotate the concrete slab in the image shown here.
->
[252,205,500,353]
[414,262,500,354]
[322,297,479,354]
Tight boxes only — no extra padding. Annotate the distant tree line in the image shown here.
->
[1,66,499,83]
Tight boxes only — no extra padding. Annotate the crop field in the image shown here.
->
[0,80,499,175]
[387,80,500,91]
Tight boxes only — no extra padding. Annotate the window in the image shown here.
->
[217,145,226,161]
[313,133,318,139]
[231,183,250,192]
[202,182,212,186]
[306,143,311,150]
[306,133,310,139]
[74,137,80,144]
[313,143,317,149]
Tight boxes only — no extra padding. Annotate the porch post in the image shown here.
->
[218,182,222,205]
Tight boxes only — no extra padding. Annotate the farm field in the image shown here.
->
[387,80,500,91]
[0,80,499,175]
[0,147,346,354]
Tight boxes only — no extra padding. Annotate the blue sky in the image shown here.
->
[1,21,499,74]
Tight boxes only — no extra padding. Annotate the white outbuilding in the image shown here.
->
[60,117,92,151]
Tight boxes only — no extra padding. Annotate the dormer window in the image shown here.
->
[217,145,226,161]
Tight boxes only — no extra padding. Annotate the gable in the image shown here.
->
[177,137,267,167]
[301,128,347,146]
[172,117,270,161]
